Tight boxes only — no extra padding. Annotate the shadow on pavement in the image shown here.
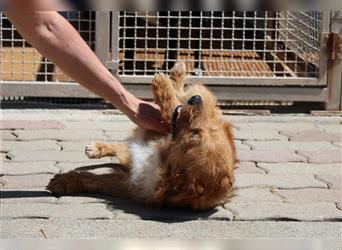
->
[1,190,51,198]
[1,163,219,223]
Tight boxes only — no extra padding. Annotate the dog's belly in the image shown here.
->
[128,140,160,199]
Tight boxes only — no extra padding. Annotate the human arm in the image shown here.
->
[5,4,167,133]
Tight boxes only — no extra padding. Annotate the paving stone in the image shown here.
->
[2,109,127,122]
[0,174,54,189]
[2,219,341,239]
[0,188,58,204]
[234,174,327,189]
[280,130,342,142]
[6,150,90,162]
[237,149,306,163]
[298,150,342,163]
[229,188,282,203]
[234,162,265,174]
[0,120,64,129]
[315,175,341,189]
[276,189,341,204]
[1,130,17,140]
[1,203,114,219]
[14,129,106,141]
[2,161,59,175]
[316,124,342,133]
[245,141,337,151]
[56,160,116,173]
[224,115,342,124]
[58,141,95,151]
[257,163,341,175]
[103,130,132,141]
[56,195,111,204]
[61,121,135,131]
[57,141,116,151]
[225,202,342,221]
[234,130,288,141]
[1,152,7,162]
[234,140,251,150]
[1,140,61,151]
[235,122,318,131]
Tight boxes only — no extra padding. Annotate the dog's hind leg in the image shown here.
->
[152,73,179,122]
[47,170,130,198]
[85,142,130,166]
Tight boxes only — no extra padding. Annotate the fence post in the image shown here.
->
[326,11,342,110]
[95,12,110,64]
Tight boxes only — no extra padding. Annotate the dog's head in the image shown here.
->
[158,88,237,210]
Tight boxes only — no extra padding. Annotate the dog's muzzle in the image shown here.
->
[171,105,183,137]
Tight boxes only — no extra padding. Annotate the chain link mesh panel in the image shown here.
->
[0,11,95,82]
[117,11,322,78]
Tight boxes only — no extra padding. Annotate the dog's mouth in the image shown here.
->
[171,105,183,136]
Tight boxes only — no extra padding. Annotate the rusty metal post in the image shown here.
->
[326,12,342,110]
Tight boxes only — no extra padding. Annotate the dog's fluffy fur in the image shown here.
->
[47,62,237,210]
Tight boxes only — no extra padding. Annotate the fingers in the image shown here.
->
[137,101,168,134]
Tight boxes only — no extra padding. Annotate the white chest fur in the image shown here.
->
[128,140,160,198]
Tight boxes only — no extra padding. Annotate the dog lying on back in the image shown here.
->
[47,62,237,210]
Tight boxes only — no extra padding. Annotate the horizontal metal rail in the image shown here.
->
[0,81,328,102]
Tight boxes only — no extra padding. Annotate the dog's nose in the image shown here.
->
[187,95,202,105]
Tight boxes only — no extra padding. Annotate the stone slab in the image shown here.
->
[6,150,90,162]
[1,203,114,219]
[0,174,54,189]
[2,161,59,175]
[0,188,58,204]
[0,120,64,130]
[2,219,341,238]
[234,130,288,141]
[234,174,328,189]
[1,130,17,141]
[257,163,341,175]
[1,140,61,152]
[237,149,306,163]
[245,141,337,151]
[234,162,265,174]
[298,150,342,164]
[225,202,342,221]
[276,189,341,204]
[229,188,282,203]
[56,160,116,173]
[315,175,341,189]
[61,121,135,131]
[280,130,342,142]
[235,122,318,131]
[14,129,106,141]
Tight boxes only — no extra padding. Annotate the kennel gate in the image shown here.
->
[1,11,341,109]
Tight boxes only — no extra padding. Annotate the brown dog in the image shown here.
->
[47,62,237,210]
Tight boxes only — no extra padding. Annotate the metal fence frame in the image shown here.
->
[1,11,341,110]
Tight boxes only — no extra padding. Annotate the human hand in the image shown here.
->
[124,96,168,134]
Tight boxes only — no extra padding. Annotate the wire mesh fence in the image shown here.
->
[116,11,323,79]
[0,11,95,82]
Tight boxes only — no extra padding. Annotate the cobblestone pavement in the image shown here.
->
[1,109,341,239]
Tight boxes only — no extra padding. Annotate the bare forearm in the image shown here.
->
[5,11,134,112]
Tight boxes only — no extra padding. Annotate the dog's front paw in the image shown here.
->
[152,73,167,90]
[46,172,82,197]
[85,142,102,159]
